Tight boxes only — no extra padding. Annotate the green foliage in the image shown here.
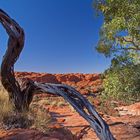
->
[94,0,140,103]
[94,0,140,57]
[102,63,140,103]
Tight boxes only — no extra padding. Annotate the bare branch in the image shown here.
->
[28,81,114,140]
[116,36,140,51]
[123,37,139,49]
[0,9,24,110]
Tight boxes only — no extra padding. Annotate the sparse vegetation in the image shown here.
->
[33,96,67,107]
[29,102,51,133]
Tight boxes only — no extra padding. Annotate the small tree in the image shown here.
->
[0,9,114,140]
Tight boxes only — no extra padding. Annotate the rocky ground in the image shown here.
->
[0,72,140,140]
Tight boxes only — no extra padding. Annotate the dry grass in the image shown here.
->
[33,96,67,107]
[29,106,51,133]
[0,82,51,132]
[0,83,14,123]
[29,100,52,133]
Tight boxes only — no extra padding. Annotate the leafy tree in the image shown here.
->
[94,0,140,102]
[94,0,140,103]
[94,0,140,57]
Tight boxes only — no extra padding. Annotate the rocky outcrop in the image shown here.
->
[15,72,102,94]
[115,102,140,116]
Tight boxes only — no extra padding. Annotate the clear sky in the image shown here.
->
[0,0,111,73]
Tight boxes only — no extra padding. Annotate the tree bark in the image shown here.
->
[0,9,115,140]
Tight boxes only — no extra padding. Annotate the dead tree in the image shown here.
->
[0,9,115,140]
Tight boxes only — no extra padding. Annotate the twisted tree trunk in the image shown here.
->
[0,9,115,140]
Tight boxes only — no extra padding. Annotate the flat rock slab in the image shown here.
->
[115,102,140,116]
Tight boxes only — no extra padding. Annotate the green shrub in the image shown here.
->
[102,64,140,103]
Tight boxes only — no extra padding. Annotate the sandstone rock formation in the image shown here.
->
[15,72,102,95]
[115,102,140,116]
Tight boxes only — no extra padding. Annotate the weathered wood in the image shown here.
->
[32,82,115,140]
[0,9,115,140]
[0,9,25,111]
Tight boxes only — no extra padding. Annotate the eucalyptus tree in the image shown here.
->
[94,0,140,58]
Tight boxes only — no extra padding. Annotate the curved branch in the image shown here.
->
[0,9,115,140]
[0,9,25,110]
[29,81,115,140]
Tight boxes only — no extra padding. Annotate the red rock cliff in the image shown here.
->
[15,72,102,94]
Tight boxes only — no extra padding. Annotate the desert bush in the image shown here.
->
[29,102,51,133]
[102,60,140,103]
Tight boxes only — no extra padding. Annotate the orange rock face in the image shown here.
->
[15,72,102,95]
[115,102,140,116]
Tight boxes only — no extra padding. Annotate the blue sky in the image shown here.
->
[0,0,111,73]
